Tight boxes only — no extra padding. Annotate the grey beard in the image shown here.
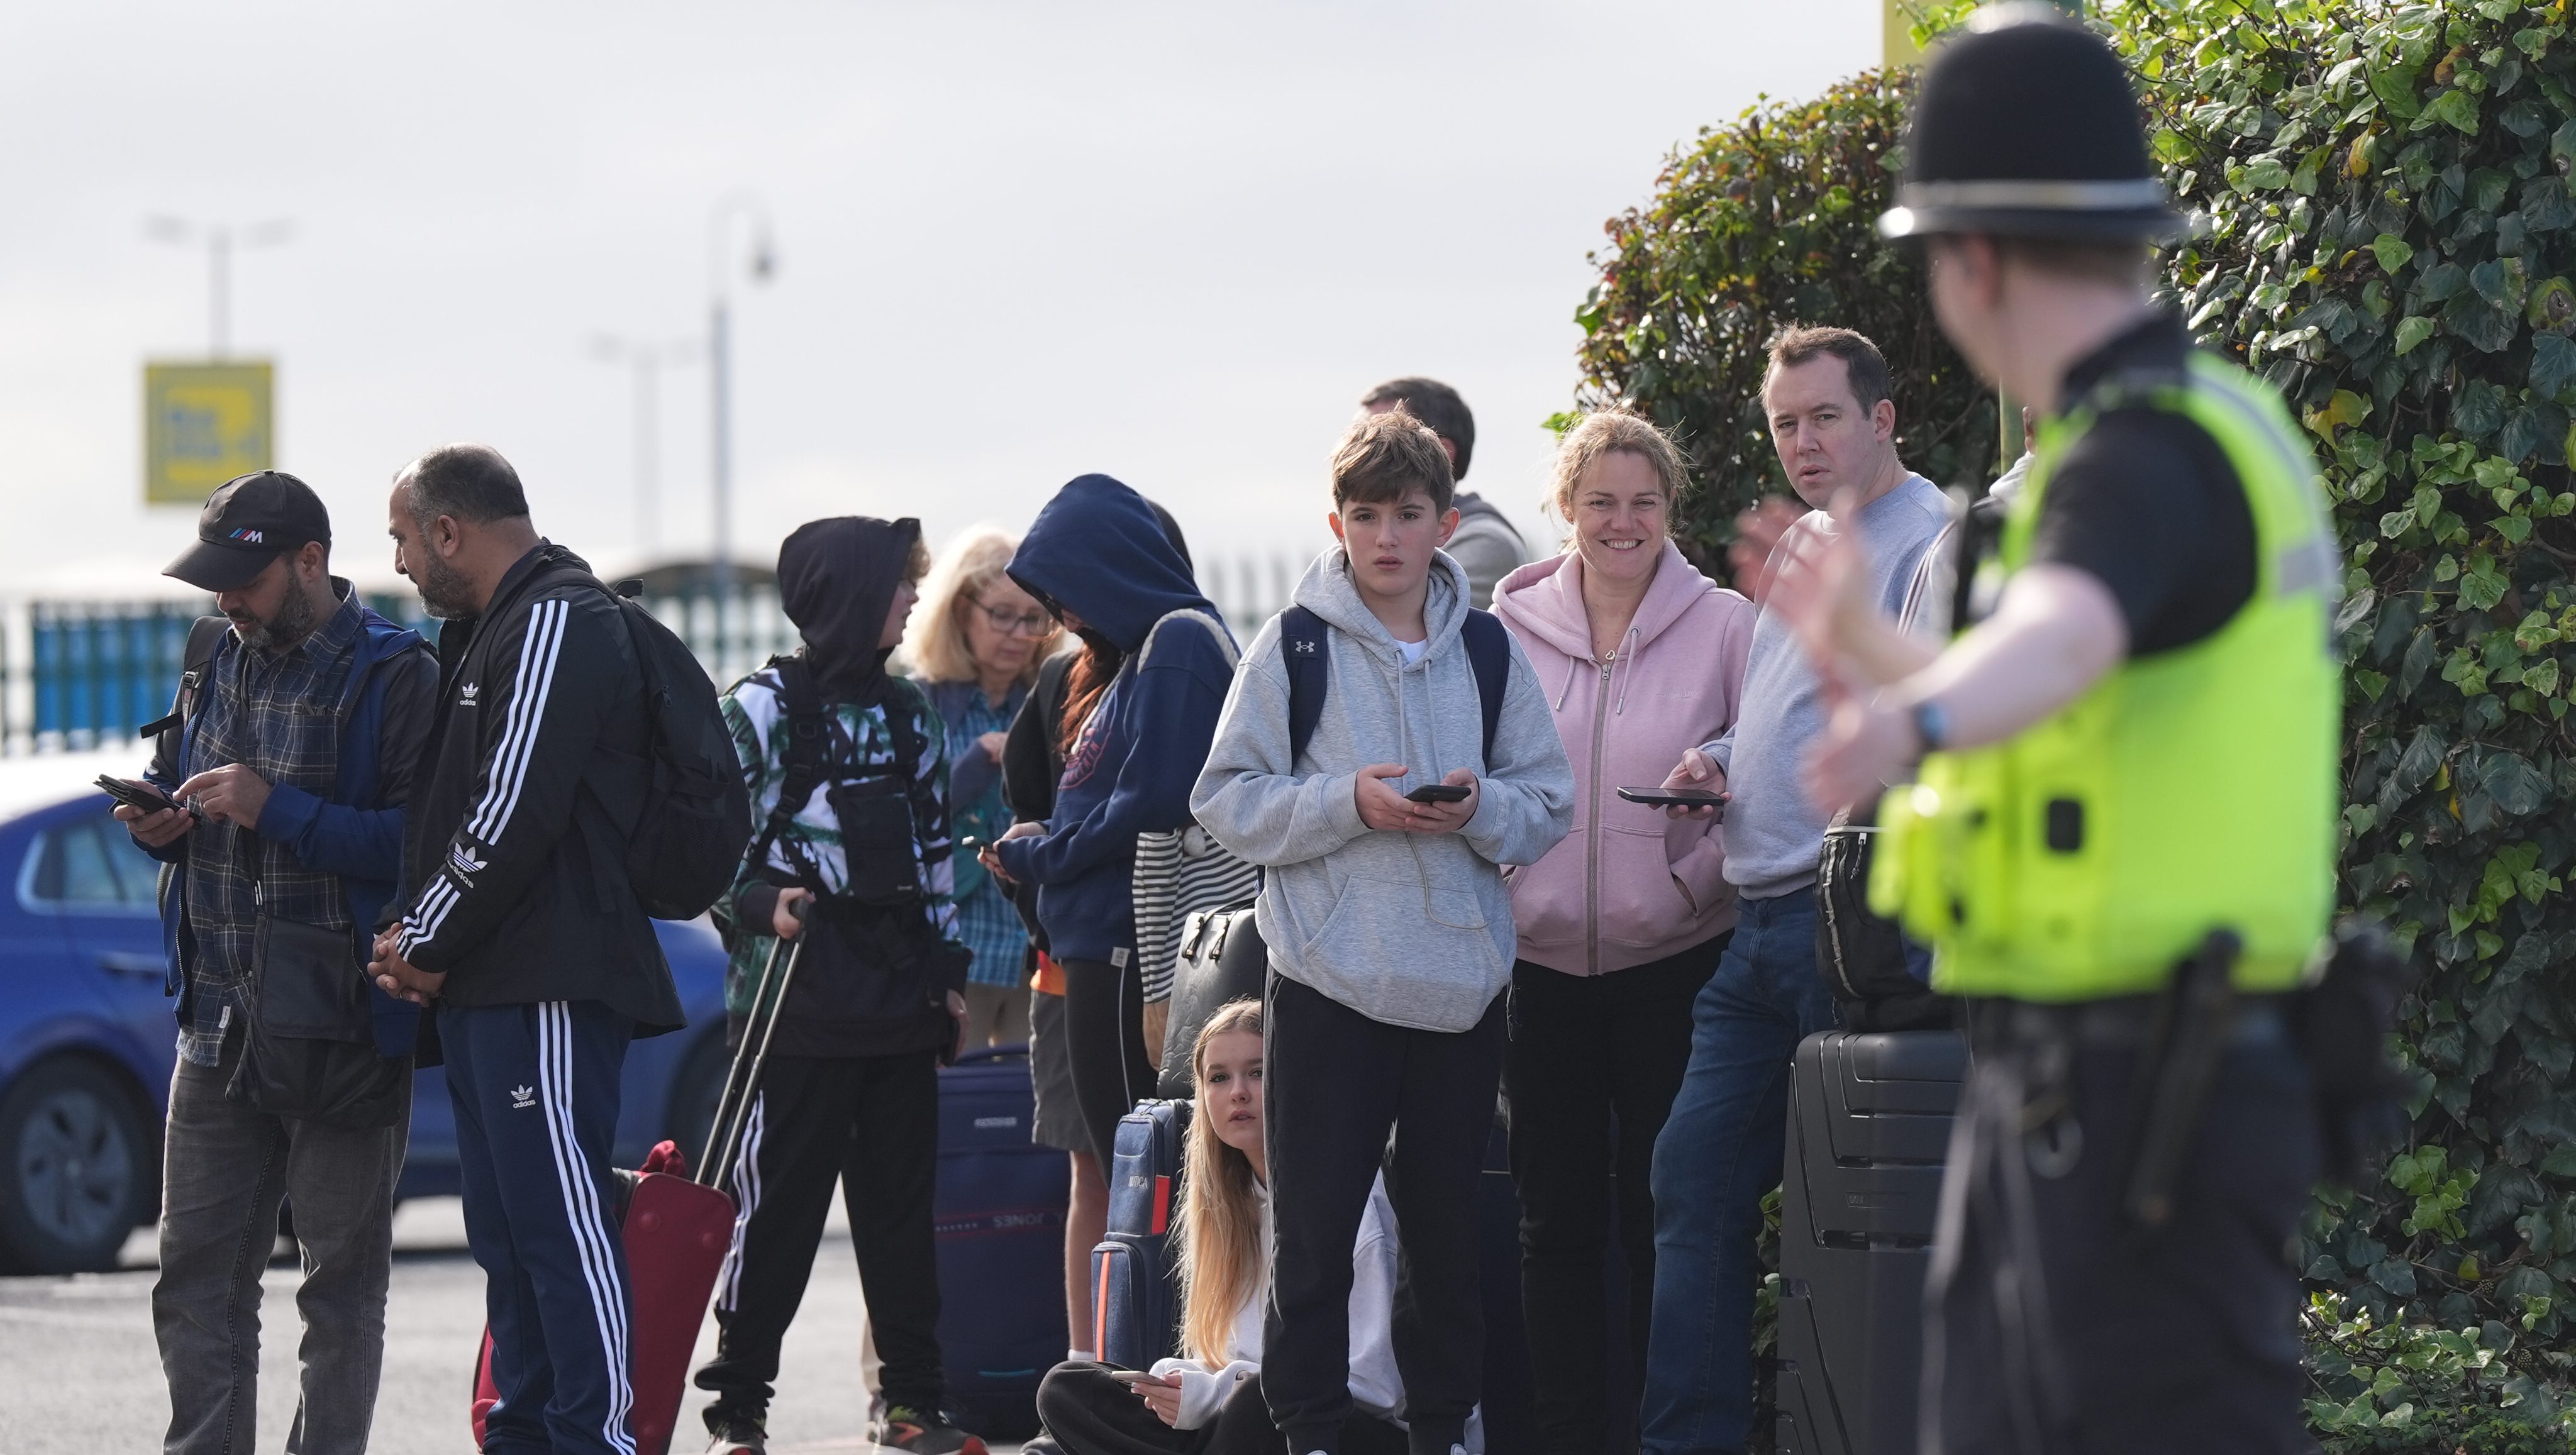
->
[236,586,318,653]
[414,553,477,620]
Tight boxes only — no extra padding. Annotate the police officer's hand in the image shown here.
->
[113,783,195,848]
[1728,497,1809,604]
[772,887,813,939]
[177,764,273,828]
[1807,686,1913,816]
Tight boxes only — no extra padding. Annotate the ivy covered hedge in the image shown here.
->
[1568,0,2576,1446]
[1561,69,1997,568]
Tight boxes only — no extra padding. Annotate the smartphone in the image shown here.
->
[1404,783,1472,804]
[1108,1369,1169,1385]
[97,774,199,821]
[958,835,986,856]
[1616,786,1727,813]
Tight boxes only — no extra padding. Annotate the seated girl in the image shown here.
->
[1033,999,1412,1455]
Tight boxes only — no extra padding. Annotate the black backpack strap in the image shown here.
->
[743,653,832,889]
[1460,609,1509,763]
[1280,606,1330,765]
[140,615,235,743]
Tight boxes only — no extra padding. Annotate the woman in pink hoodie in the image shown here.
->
[1489,409,1755,1454]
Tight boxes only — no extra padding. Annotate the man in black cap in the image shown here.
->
[1772,8,2340,1452]
[118,469,438,1455]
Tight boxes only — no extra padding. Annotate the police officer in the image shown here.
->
[1792,9,2339,1452]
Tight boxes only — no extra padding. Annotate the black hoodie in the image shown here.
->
[718,516,965,1058]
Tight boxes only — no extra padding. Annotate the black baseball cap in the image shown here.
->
[164,470,333,592]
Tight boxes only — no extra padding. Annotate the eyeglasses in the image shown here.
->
[970,599,1056,637]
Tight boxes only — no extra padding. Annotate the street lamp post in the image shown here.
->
[144,216,292,358]
[707,196,776,678]
[589,335,697,557]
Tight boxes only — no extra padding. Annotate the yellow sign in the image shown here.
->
[145,361,274,506]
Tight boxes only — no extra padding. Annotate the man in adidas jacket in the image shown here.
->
[370,443,684,1455]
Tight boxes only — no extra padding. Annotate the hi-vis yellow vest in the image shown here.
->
[1870,354,2342,1001]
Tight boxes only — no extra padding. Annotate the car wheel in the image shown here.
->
[0,1059,153,1274]
[666,1032,730,1180]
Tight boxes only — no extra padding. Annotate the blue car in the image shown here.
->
[0,750,735,1273]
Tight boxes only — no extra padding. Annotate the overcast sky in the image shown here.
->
[0,1,1879,604]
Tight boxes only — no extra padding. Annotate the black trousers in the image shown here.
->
[695,1051,946,1426]
[1038,1362,1407,1455]
[1503,940,1723,1455]
[1264,973,1505,1455]
[1062,954,1157,1169]
[1925,1015,2319,1455]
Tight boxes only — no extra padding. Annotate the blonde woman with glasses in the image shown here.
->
[902,528,1061,1048]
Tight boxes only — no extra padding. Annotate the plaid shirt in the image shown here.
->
[172,594,363,1065]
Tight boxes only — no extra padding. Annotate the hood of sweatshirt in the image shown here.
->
[1009,475,1213,655]
[1292,545,1473,664]
[1490,539,1725,712]
[778,516,921,702]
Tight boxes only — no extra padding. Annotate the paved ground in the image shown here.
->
[0,1196,904,1454]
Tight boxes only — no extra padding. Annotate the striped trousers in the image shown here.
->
[445,1000,638,1455]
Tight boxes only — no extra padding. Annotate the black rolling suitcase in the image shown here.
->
[934,1044,1070,1441]
[1773,1029,1966,1455]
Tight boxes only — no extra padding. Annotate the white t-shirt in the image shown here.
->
[1396,637,1428,665]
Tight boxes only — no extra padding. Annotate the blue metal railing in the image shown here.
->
[1,558,1296,757]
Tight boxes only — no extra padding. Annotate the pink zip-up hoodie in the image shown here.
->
[1492,541,1756,975]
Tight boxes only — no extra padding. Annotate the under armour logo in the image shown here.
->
[511,1085,536,1110]
[1291,640,1318,655]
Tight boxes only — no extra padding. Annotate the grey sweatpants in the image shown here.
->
[153,1031,410,1455]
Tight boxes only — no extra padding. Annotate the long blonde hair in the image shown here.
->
[897,527,1056,687]
[1174,999,1265,1369]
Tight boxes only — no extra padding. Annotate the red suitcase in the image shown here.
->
[472,936,809,1455]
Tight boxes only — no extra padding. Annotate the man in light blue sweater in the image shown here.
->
[1640,328,1950,1455]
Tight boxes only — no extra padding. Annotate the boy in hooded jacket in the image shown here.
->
[693,517,981,1455]
[1191,411,1574,1455]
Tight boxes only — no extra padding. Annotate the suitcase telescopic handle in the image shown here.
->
[696,929,809,1189]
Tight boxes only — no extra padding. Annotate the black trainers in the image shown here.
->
[869,1405,989,1455]
[705,1410,767,1454]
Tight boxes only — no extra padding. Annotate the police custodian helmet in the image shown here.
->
[1878,3,2188,243]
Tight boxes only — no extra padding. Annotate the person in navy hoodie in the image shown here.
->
[980,475,1240,1173]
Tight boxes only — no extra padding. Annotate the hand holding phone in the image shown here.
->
[101,775,198,847]
[1403,771,1479,835]
[1616,786,1728,816]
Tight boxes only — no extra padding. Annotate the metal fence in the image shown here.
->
[0,586,797,758]
[0,556,1301,758]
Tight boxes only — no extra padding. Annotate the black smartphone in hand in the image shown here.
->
[1404,783,1472,804]
[97,774,198,821]
[1616,786,1727,814]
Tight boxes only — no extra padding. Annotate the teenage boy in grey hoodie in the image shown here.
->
[1192,409,1574,1455]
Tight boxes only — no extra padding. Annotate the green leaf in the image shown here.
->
[2237,155,2292,192]
[2533,333,2576,400]
[2426,87,2482,135]
[2477,753,2551,816]
[2395,315,2436,355]
[2371,233,2414,274]
[2372,62,2426,120]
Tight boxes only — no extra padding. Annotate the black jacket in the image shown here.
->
[393,542,684,1034]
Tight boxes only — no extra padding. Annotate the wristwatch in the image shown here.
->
[1909,698,1950,755]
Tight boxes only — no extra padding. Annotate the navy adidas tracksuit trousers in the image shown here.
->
[444,1000,638,1455]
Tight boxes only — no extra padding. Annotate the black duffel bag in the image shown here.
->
[1814,811,1951,1034]
[1155,898,1267,1098]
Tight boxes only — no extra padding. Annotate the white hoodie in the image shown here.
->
[1148,1174,1406,1429]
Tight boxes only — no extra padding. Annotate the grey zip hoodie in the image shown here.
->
[1191,548,1575,1032]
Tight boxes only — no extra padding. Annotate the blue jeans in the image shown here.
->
[1640,887,1838,1455]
